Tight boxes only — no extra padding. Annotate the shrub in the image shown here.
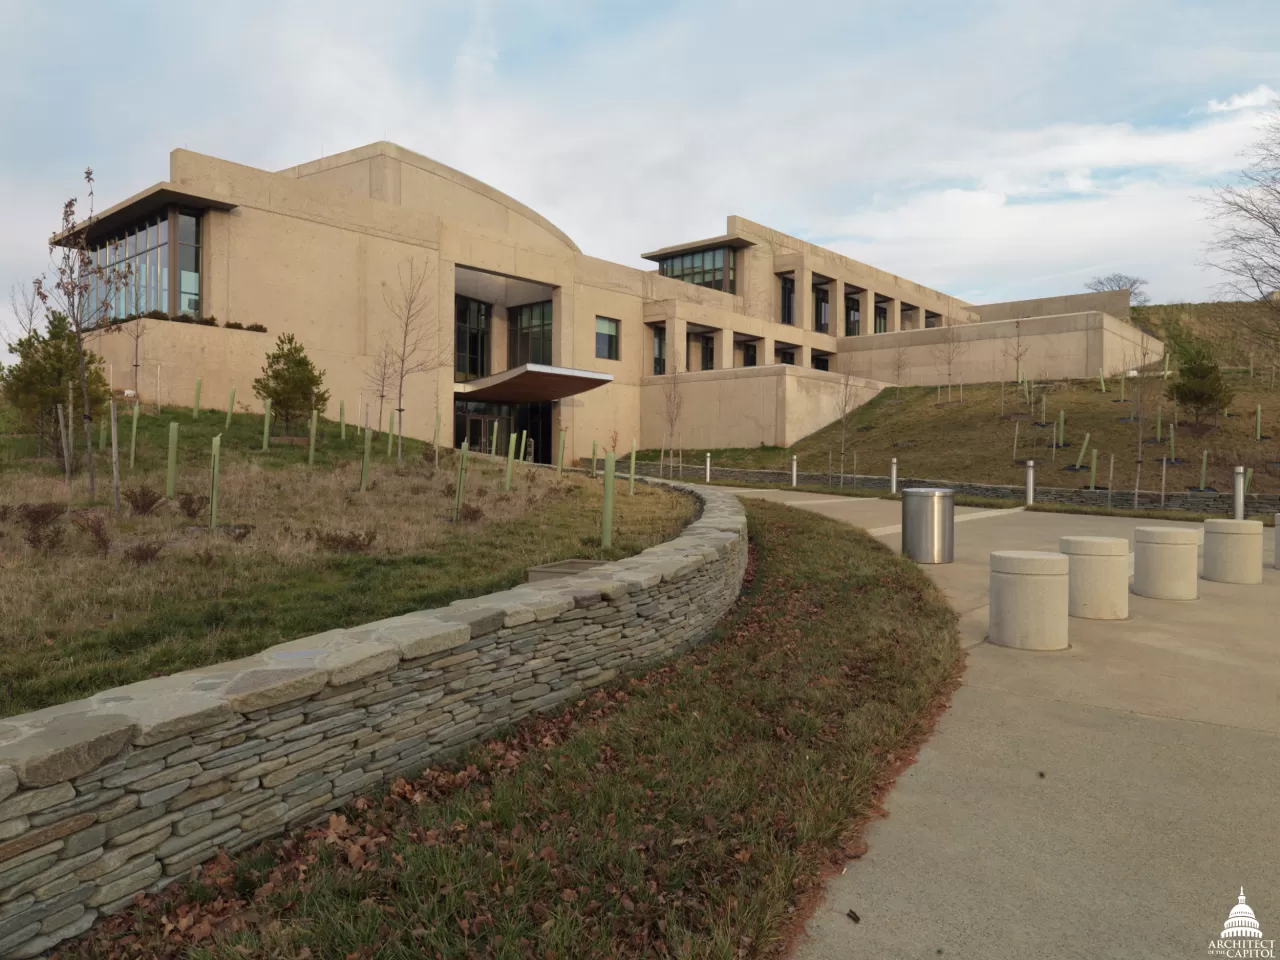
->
[17,502,66,549]
[252,333,329,434]
[224,321,245,330]
[193,316,218,327]
[1168,337,1235,424]
[442,481,456,499]
[245,323,268,333]
[177,492,210,519]
[459,503,484,523]
[225,525,252,542]
[141,309,170,321]
[308,528,377,553]
[0,504,11,523]
[122,485,164,516]
[70,512,111,555]
[124,540,164,565]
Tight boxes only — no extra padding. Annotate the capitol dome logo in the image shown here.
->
[1209,889,1276,958]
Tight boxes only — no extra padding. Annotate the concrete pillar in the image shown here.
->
[1133,526,1200,600]
[795,263,812,334]
[760,334,775,367]
[989,551,1070,650]
[1025,460,1035,506]
[1203,519,1264,584]
[713,327,732,370]
[668,317,688,374]
[1233,466,1245,520]
[887,298,901,333]
[799,344,812,368]
[1060,536,1130,620]
[435,257,457,450]
[1275,514,1280,570]
[860,288,875,337]
[831,280,844,336]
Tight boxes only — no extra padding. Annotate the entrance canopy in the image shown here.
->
[453,363,612,403]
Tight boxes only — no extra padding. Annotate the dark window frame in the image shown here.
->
[508,300,553,367]
[454,295,492,382]
[813,355,830,372]
[845,292,860,336]
[700,334,714,371]
[814,283,829,334]
[595,316,620,361]
[742,342,757,367]
[657,246,736,294]
[652,325,666,375]
[780,275,795,325]
[874,303,888,334]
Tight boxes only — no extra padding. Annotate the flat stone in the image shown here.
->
[366,619,469,661]
[87,861,161,907]
[39,903,85,935]
[4,849,102,902]
[0,769,16,804]
[62,822,106,859]
[0,820,27,842]
[94,794,139,824]
[155,815,241,860]
[0,715,136,788]
[78,826,171,880]
[0,814,94,865]
[0,921,39,956]
[101,693,235,747]
[222,668,328,712]
[321,640,401,687]
[137,779,191,808]
[104,807,176,844]
[168,780,230,811]
[432,606,505,636]
[129,762,202,792]
[0,853,59,893]
[9,905,96,957]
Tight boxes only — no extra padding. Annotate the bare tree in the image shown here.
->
[1205,108,1280,352]
[930,317,967,402]
[1085,273,1151,308]
[1000,319,1031,384]
[660,338,685,479]
[4,282,43,349]
[34,169,125,500]
[1126,337,1161,462]
[890,347,909,399]
[381,258,447,466]
[364,345,395,440]
[835,366,861,487]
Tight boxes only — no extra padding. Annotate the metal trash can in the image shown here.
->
[901,487,955,563]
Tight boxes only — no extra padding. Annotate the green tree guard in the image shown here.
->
[1098,367,1106,392]
[98,419,106,452]
[261,399,272,452]
[591,440,598,478]
[193,378,202,419]
[519,430,528,464]
[1245,467,1254,493]
[210,434,221,529]
[1119,375,1125,402]
[453,440,469,523]
[360,429,372,492]
[1089,448,1098,490]
[129,401,139,469]
[629,439,637,496]
[225,387,236,430]
[601,451,616,549]
[1200,449,1208,491]
[1041,395,1046,425]
[1156,406,1162,442]
[387,411,395,457]
[1257,404,1263,441]
[1169,423,1175,461]
[166,422,178,498]
[1074,432,1091,470]
[556,430,566,476]
[308,409,318,465]
[339,400,345,440]
[490,428,498,457]
[1058,410,1065,447]
[504,433,517,491]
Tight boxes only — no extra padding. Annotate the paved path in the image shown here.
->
[709,487,1280,959]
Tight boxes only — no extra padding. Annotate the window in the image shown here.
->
[177,213,200,317]
[814,284,829,334]
[874,303,888,334]
[813,355,829,372]
[701,335,714,371]
[780,275,795,325]
[455,296,491,382]
[509,300,553,366]
[657,246,736,293]
[653,326,666,375]
[780,350,796,365]
[87,209,182,322]
[742,342,757,367]
[595,316,620,360]
[845,292,860,336]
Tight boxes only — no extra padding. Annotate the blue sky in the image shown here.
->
[2,0,1279,346]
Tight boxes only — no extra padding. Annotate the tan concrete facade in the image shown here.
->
[87,141,1161,457]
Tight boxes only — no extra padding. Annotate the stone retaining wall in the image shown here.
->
[613,461,1280,517]
[0,484,748,959]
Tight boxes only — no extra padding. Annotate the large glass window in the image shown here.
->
[814,284,829,334]
[177,213,200,316]
[455,296,492,382]
[813,355,830,371]
[700,334,714,370]
[742,342,756,367]
[87,210,178,323]
[657,247,736,293]
[780,276,795,325]
[874,303,888,334]
[653,326,666,375]
[595,317,620,361]
[508,300,553,367]
[845,292,860,336]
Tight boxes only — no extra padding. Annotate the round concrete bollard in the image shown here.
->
[1203,519,1264,585]
[1275,514,1279,571]
[989,551,1069,651]
[1059,536,1129,620]
[1133,526,1200,600]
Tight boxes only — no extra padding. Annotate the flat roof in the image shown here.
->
[454,363,612,403]
[51,182,237,247]
[640,233,755,262]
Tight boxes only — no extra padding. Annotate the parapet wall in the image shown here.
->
[0,484,748,959]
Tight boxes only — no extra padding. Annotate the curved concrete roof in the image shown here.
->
[277,141,581,254]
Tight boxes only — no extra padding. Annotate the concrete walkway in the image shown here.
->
[710,487,1280,959]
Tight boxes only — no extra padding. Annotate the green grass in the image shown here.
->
[640,371,1280,495]
[64,500,963,960]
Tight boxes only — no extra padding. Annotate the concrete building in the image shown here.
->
[83,142,1162,460]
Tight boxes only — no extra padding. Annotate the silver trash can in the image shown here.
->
[901,488,955,563]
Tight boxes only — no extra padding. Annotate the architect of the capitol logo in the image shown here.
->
[1209,889,1276,958]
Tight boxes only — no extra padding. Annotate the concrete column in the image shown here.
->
[799,344,812,368]
[1133,526,1200,600]
[1203,519,1263,584]
[795,264,812,334]
[435,257,457,450]
[668,317,688,374]
[887,298,901,333]
[1060,536,1129,620]
[860,288,875,336]
[714,327,733,370]
[830,280,844,336]
[1275,514,1280,570]
[760,334,775,367]
[989,551,1070,650]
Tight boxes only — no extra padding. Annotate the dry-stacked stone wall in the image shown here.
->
[0,483,747,958]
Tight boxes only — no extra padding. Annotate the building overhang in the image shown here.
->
[454,363,613,403]
[50,182,238,247]
[640,234,755,262]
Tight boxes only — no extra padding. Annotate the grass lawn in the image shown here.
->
[0,406,692,716]
[59,499,963,960]
[639,371,1280,495]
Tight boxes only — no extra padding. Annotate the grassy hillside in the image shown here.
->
[1135,300,1278,370]
[642,370,1280,495]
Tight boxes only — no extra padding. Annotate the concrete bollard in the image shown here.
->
[1025,460,1035,506]
[890,457,898,494]
[705,451,711,483]
[791,455,797,488]
[1133,526,1200,600]
[1202,519,1263,585]
[1233,466,1245,520]
[1059,537,1129,620]
[988,551,1070,650]
[1275,514,1280,570]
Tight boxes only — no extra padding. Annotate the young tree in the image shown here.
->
[1167,337,1234,424]
[890,347,909,399]
[660,338,685,479]
[4,281,43,350]
[381,258,446,466]
[930,317,967,401]
[1085,273,1151,308]
[253,334,330,434]
[364,345,395,439]
[1000,319,1030,384]
[835,366,861,486]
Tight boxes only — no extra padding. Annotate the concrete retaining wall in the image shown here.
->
[0,484,747,959]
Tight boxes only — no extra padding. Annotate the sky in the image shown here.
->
[1,0,1278,352]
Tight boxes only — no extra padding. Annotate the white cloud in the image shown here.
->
[1207,84,1278,112]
